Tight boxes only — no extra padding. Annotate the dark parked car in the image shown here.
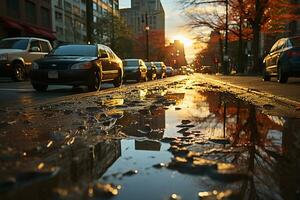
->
[263,36,300,83]
[30,44,123,91]
[122,59,148,82]
[153,62,166,78]
[199,65,216,74]
[145,62,157,80]
[166,66,174,77]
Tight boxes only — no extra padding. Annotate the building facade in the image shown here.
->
[52,0,120,44]
[120,0,165,61]
[165,40,187,69]
[0,0,55,40]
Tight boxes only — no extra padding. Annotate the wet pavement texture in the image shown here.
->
[0,76,300,200]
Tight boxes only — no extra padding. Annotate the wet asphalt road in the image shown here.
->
[1,75,300,110]
[0,74,300,200]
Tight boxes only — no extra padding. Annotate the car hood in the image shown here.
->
[0,49,26,54]
[36,56,97,63]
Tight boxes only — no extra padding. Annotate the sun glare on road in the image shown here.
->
[173,35,193,47]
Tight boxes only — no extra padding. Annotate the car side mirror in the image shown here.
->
[30,47,41,52]
[99,53,108,59]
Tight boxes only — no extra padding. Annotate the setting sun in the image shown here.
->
[173,35,193,47]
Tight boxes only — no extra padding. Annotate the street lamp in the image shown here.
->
[145,13,150,61]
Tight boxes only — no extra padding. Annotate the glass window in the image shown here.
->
[289,37,300,47]
[40,41,50,53]
[25,0,36,24]
[98,46,108,57]
[30,40,41,50]
[49,45,97,57]
[64,1,72,12]
[123,60,139,67]
[6,0,20,18]
[0,39,29,50]
[41,7,50,27]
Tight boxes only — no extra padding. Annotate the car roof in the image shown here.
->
[1,37,49,42]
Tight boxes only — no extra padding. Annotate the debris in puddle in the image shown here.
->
[123,169,139,176]
[208,137,230,145]
[198,189,237,199]
[169,193,182,200]
[89,183,121,197]
[153,163,167,169]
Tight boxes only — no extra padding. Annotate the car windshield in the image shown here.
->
[123,60,139,68]
[49,45,97,57]
[290,37,300,47]
[0,39,29,50]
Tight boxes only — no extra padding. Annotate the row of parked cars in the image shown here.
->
[0,37,174,92]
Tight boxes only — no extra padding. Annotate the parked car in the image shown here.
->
[186,66,194,75]
[179,66,188,75]
[166,66,174,77]
[29,44,123,91]
[0,37,52,81]
[153,62,167,78]
[199,65,216,74]
[263,36,300,83]
[122,59,148,82]
[145,62,157,80]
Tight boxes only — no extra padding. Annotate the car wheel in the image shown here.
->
[277,65,288,83]
[32,82,48,92]
[12,62,26,82]
[113,70,123,87]
[88,70,101,91]
[262,66,271,81]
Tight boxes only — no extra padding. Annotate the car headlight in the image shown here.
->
[71,62,93,69]
[32,62,39,70]
[0,54,8,61]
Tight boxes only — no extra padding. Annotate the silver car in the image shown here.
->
[0,37,52,81]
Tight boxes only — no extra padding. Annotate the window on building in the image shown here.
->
[81,0,86,4]
[93,2,98,11]
[6,0,20,18]
[64,1,72,12]
[57,0,63,8]
[73,5,80,16]
[55,11,63,22]
[41,7,51,28]
[25,0,36,24]
[81,10,86,19]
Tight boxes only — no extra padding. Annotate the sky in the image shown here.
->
[119,0,198,62]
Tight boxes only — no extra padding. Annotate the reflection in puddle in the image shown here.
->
[0,80,300,200]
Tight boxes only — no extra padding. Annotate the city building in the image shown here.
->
[165,40,187,69]
[52,0,120,44]
[120,0,165,61]
[0,0,55,41]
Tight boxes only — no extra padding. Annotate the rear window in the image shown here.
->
[289,37,300,47]
[123,60,138,67]
[49,45,97,56]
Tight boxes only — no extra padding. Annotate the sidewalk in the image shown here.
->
[199,74,300,105]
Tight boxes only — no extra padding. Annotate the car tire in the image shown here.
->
[262,66,271,81]
[32,82,48,92]
[12,62,26,82]
[113,70,123,87]
[88,70,101,91]
[277,65,288,83]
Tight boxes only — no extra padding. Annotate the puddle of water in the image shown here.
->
[0,80,300,200]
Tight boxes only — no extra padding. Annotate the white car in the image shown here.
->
[0,37,52,81]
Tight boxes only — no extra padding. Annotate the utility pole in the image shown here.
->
[111,0,115,50]
[86,0,93,44]
[145,12,150,61]
[224,0,229,75]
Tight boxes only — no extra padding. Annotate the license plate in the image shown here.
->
[48,71,58,79]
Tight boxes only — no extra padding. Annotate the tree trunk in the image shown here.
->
[252,22,260,73]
